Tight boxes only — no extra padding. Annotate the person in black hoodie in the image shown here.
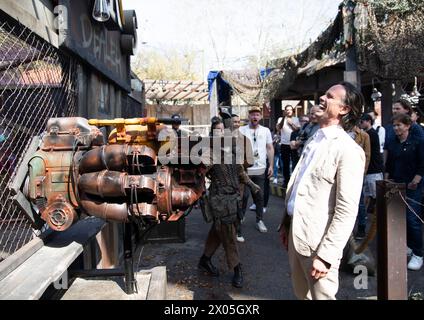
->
[356,113,384,239]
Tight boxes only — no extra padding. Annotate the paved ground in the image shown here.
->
[135,191,424,300]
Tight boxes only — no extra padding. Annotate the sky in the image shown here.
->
[123,0,341,79]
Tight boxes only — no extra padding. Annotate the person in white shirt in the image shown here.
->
[369,111,385,155]
[277,105,300,187]
[239,106,274,233]
[279,82,365,300]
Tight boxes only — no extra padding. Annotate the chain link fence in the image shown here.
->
[0,20,78,262]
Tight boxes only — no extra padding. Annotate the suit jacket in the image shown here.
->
[281,127,365,267]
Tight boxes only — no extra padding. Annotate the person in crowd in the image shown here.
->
[293,105,321,156]
[171,113,182,138]
[277,105,300,188]
[356,113,384,239]
[231,114,241,130]
[279,82,365,299]
[384,113,424,271]
[347,125,371,172]
[385,100,424,147]
[198,116,253,287]
[272,125,282,184]
[239,106,273,233]
[411,110,419,124]
[289,115,310,168]
[369,111,385,156]
[346,124,370,242]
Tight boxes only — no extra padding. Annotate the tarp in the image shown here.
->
[207,71,232,104]
[207,68,274,106]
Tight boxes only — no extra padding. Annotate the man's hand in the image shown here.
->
[279,226,288,251]
[311,257,330,280]
[251,182,261,195]
[267,166,273,179]
[408,181,418,190]
[408,175,422,190]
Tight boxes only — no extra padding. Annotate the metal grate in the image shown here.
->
[0,20,77,262]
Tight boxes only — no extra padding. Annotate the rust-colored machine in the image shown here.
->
[19,117,205,232]
[10,116,207,294]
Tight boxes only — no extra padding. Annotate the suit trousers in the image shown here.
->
[204,222,239,270]
[288,226,339,300]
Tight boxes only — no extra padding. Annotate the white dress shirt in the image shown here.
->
[287,125,343,216]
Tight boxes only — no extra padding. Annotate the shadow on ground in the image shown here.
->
[136,194,424,300]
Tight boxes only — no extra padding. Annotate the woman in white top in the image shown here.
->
[277,105,300,187]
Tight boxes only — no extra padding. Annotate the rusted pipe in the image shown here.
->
[79,145,128,174]
[79,192,128,222]
[171,185,204,209]
[79,145,157,174]
[79,170,127,197]
[79,171,157,198]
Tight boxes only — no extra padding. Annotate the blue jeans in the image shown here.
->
[357,189,367,228]
[273,149,282,179]
[406,186,423,257]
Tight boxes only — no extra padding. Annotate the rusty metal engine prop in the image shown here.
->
[16,117,206,232]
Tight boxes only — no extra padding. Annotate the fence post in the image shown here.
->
[376,180,407,300]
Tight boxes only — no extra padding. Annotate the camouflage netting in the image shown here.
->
[260,0,424,101]
[260,9,344,102]
[355,0,424,81]
[219,69,263,106]
[215,10,343,105]
[223,0,424,103]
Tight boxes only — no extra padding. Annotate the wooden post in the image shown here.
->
[314,92,319,105]
[380,82,394,127]
[376,180,407,300]
[271,99,282,130]
[344,45,361,89]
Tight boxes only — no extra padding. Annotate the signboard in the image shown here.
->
[59,0,131,92]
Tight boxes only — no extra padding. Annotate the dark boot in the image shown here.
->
[198,255,219,276]
[232,263,243,288]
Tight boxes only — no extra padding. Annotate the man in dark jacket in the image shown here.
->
[357,113,384,238]
[385,99,424,147]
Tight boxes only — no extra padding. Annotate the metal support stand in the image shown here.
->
[376,180,407,300]
[70,222,139,295]
[124,222,137,294]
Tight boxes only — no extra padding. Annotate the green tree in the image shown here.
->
[132,48,202,81]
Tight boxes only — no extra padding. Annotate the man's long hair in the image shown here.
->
[339,81,364,131]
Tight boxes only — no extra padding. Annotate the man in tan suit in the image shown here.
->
[279,82,366,300]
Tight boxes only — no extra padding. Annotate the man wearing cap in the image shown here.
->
[239,106,273,233]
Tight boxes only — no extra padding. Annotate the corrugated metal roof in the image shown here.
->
[144,79,209,102]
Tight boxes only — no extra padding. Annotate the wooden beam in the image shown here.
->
[167,82,193,100]
[0,217,106,299]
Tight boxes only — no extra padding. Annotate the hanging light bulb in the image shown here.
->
[92,0,110,22]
